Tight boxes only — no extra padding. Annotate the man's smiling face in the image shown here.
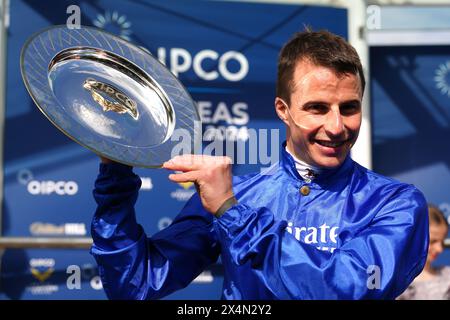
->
[276,59,363,169]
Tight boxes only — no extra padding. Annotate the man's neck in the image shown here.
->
[285,146,321,182]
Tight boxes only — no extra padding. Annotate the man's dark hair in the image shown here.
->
[277,29,365,104]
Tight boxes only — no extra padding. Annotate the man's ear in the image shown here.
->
[275,97,289,126]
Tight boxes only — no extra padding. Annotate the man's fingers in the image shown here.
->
[163,154,231,171]
[168,170,199,183]
[163,154,203,171]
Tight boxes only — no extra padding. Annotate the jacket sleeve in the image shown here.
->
[215,185,429,299]
[90,162,220,300]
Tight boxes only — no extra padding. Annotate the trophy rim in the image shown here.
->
[20,25,200,168]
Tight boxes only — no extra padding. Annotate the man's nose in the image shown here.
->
[324,109,345,137]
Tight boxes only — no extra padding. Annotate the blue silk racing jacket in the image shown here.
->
[91,146,429,300]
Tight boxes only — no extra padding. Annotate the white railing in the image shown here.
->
[0,237,92,249]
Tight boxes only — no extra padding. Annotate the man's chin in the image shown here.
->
[313,156,346,169]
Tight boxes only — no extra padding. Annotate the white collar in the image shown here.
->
[285,146,322,183]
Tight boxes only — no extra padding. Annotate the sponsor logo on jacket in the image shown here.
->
[286,222,339,253]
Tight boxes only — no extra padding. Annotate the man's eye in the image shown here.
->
[307,104,328,113]
[340,103,361,115]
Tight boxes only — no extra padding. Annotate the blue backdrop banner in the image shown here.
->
[371,45,450,266]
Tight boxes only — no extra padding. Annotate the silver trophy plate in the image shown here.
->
[20,25,199,168]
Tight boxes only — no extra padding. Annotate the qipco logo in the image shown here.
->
[157,48,249,82]
[27,180,79,196]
